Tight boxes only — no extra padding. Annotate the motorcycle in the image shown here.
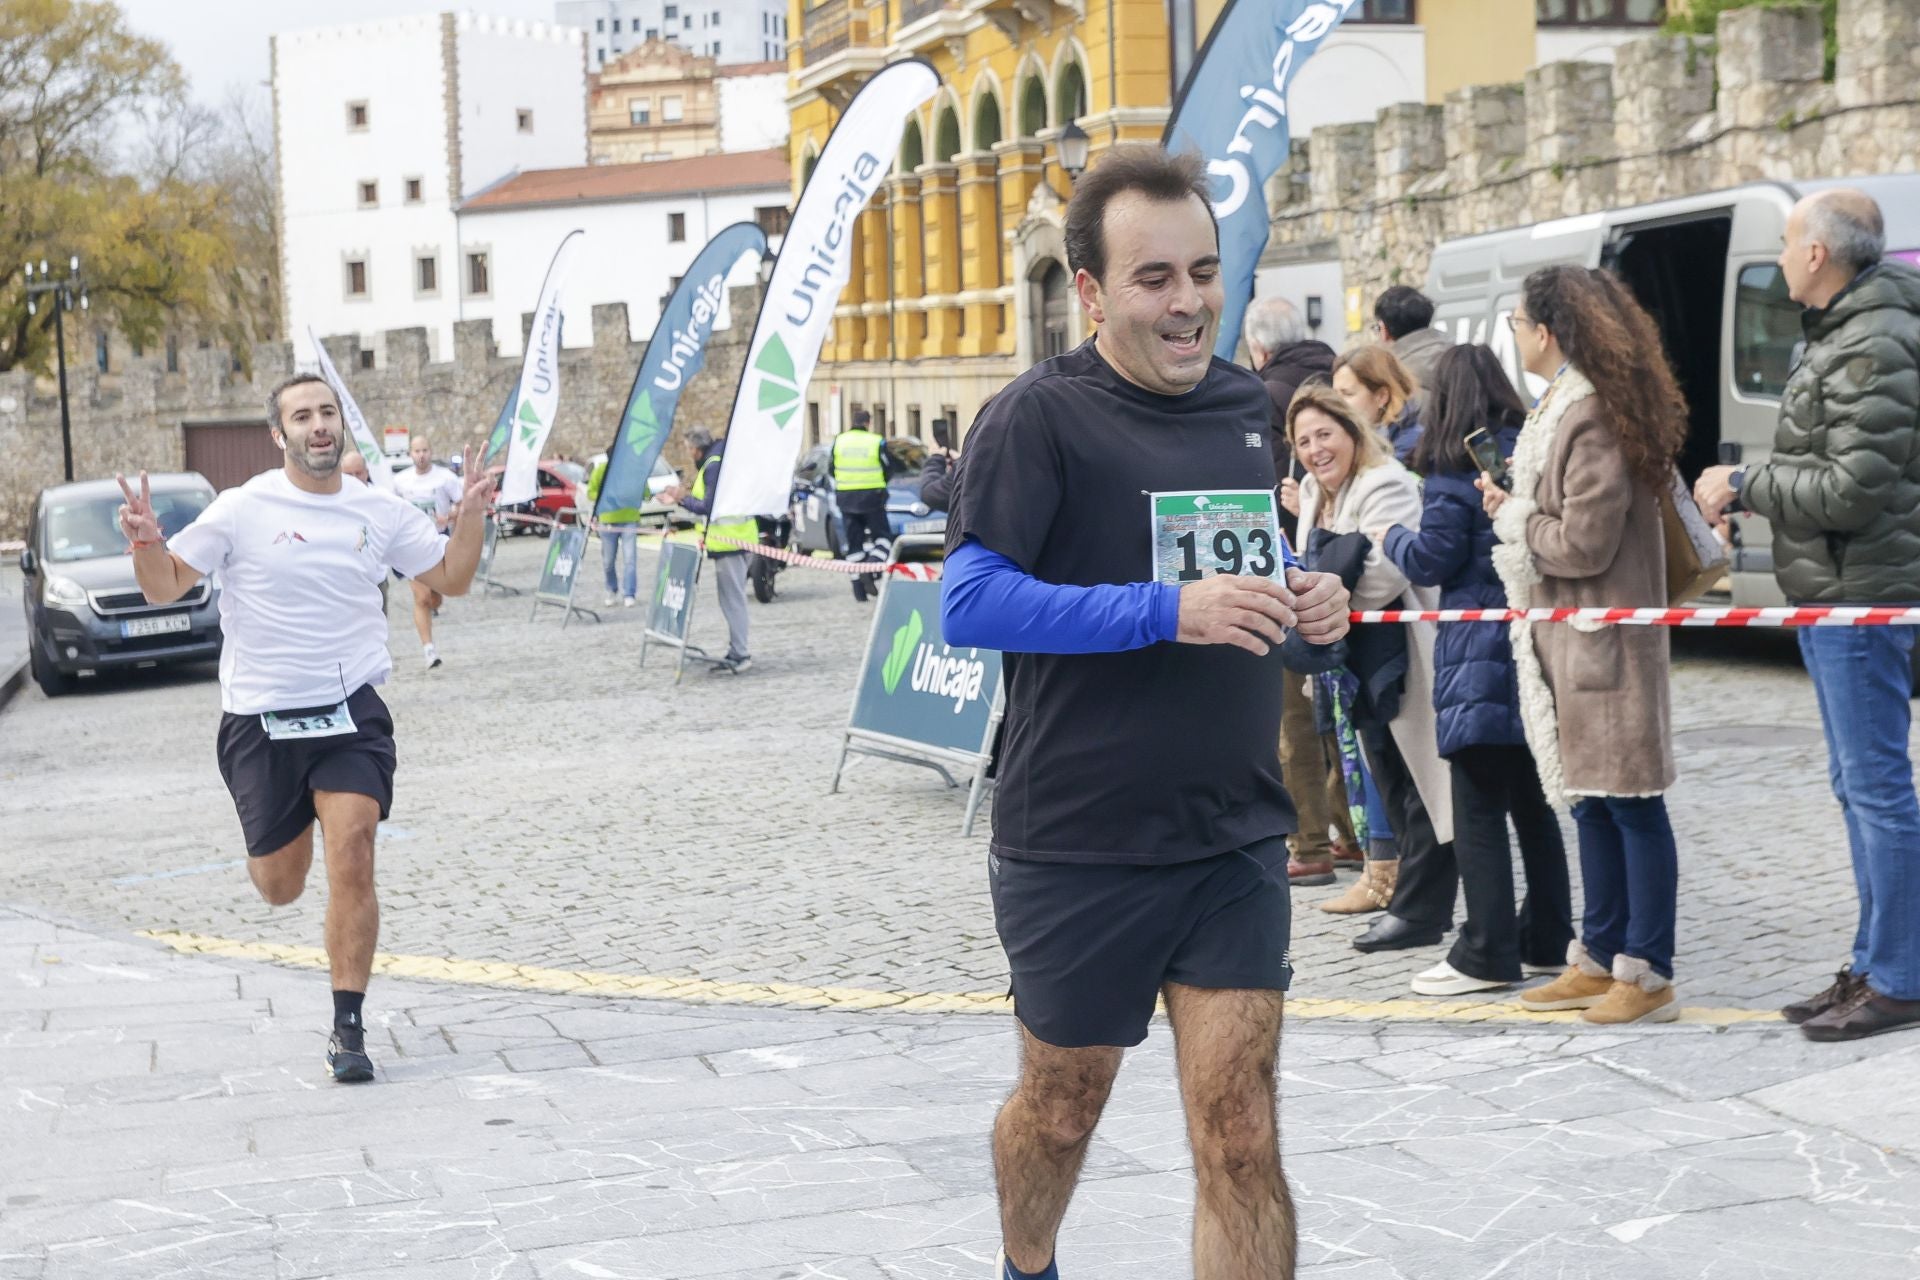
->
[749,512,792,604]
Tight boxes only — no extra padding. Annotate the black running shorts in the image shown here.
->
[215,684,396,857]
[989,835,1294,1048]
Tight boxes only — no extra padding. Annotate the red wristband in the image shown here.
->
[130,537,162,549]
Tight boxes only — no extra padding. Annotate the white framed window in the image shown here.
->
[465,249,491,298]
[347,100,368,130]
[517,108,534,133]
[629,97,651,125]
[344,256,369,299]
[662,95,683,122]
[357,180,378,207]
[404,176,423,203]
[414,253,439,297]
[668,211,686,241]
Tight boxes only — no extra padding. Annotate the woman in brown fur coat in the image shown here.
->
[1481,266,1689,1026]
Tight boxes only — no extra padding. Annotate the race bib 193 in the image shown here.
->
[1149,490,1293,585]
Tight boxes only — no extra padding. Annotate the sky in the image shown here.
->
[115,1,566,107]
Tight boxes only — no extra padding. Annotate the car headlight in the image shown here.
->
[909,502,931,517]
[43,574,89,613]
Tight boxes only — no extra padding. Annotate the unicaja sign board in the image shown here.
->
[500,229,585,506]
[1162,0,1354,359]
[711,59,940,519]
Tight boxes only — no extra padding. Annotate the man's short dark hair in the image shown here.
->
[1372,286,1436,340]
[268,373,337,431]
[1064,145,1216,284]
[850,408,872,430]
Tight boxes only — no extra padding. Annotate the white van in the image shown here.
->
[1424,174,1920,606]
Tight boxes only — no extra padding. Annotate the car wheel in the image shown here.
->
[29,643,73,698]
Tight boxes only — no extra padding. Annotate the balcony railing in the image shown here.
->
[802,0,854,62]
[898,0,947,26]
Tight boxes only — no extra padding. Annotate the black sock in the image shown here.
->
[1001,1254,1057,1280]
[333,990,365,1027]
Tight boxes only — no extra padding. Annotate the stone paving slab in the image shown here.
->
[0,536,1882,1015]
[4,905,1920,1280]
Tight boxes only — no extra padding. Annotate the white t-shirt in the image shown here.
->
[390,464,462,528]
[170,470,446,715]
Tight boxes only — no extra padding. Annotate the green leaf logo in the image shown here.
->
[753,333,801,429]
[881,609,923,695]
[624,390,660,460]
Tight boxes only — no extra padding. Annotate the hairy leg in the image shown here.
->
[992,1023,1124,1273]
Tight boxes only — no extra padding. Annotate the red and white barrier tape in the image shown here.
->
[1352,606,1920,627]
[498,515,941,579]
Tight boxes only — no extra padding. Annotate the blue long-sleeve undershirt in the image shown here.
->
[942,538,1181,654]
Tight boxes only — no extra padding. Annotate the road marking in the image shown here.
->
[138,930,1784,1027]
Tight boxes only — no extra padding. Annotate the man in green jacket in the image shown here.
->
[1699,187,1920,1043]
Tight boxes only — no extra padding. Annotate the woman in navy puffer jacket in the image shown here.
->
[1368,344,1573,997]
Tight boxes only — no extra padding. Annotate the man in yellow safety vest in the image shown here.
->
[831,409,895,603]
[659,427,756,674]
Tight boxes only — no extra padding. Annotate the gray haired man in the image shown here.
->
[1698,187,1920,1042]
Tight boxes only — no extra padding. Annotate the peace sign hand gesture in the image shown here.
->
[116,471,162,547]
[453,445,496,524]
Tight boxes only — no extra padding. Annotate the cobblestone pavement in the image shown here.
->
[5,904,1920,1280]
[0,536,1880,1011]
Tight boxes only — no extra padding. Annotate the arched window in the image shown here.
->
[934,105,961,162]
[1054,60,1087,128]
[1018,77,1046,138]
[972,90,1002,151]
[899,117,924,171]
[1034,261,1070,361]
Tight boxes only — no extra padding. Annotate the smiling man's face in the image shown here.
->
[275,381,344,478]
[1077,189,1223,396]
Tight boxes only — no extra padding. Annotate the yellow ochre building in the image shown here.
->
[785,0,1661,445]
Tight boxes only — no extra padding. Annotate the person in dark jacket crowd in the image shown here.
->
[1697,188,1920,1042]
[1334,344,1425,466]
[919,416,959,513]
[1368,345,1572,996]
[1246,295,1360,882]
[1372,285,1454,392]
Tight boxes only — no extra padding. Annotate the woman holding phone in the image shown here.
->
[1282,385,1455,950]
[1366,345,1572,996]
[1482,266,1688,1025]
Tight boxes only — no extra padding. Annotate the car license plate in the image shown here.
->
[121,613,191,639]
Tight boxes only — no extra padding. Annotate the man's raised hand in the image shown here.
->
[455,446,496,520]
[115,471,161,546]
[1176,574,1298,656]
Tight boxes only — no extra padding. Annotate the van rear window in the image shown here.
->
[1733,265,1800,400]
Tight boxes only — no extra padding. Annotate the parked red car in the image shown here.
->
[486,460,586,535]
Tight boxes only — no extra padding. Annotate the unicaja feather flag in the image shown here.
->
[499,229,585,506]
[596,221,768,519]
[1163,0,1356,359]
[306,328,392,489]
[710,59,939,518]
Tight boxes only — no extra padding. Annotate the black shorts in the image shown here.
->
[989,836,1294,1049]
[215,685,396,857]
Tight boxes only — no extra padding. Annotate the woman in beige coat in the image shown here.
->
[1483,266,1689,1025]
[1282,386,1456,952]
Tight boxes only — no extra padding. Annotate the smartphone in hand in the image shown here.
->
[1465,427,1510,491]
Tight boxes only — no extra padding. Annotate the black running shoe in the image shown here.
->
[327,1019,375,1083]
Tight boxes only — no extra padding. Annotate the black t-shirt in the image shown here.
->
[946,336,1297,865]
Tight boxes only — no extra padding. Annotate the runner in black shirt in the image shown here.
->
[943,147,1351,1280]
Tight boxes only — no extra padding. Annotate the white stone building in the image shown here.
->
[273,12,590,360]
[457,149,791,352]
[558,0,788,68]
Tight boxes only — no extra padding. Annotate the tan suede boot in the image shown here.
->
[1583,955,1679,1025]
[1319,859,1396,914]
[1520,941,1615,1012]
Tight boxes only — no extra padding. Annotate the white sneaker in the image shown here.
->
[423,643,441,670]
[1523,962,1562,977]
[603,593,618,607]
[1411,960,1512,997]
[622,596,637,608]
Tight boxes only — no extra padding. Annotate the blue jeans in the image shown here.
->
[601,527,637,598]
[1799,625,1920,1000]
[1571,795,1678,978]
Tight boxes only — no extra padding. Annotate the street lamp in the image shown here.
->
[1056,122,1091,183]
[24,255,88,483]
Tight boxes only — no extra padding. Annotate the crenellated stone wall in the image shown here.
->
[1270,0,1920,310]
[0,287,763,540]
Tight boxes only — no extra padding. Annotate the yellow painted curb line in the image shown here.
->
[137,930,1783,1027]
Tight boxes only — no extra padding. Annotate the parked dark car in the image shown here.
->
[19,473,223,696]
[788,437,932,557]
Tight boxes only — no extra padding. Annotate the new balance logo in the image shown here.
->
[1245,433,1262,448]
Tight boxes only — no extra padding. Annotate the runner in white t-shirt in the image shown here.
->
[116,373,494,1084]
[388,437,464,668]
